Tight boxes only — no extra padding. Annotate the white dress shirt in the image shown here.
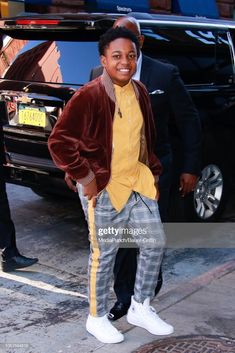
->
[132,52,142,81]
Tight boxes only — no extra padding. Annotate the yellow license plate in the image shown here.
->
[19,105,46,127]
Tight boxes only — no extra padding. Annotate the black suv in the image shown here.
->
[0,12,235,221]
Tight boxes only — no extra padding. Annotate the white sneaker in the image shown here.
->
[127,296,174,335]
[86,314,124,344]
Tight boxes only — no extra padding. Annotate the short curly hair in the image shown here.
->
[98,26,140,56]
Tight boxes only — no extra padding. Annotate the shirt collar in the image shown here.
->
[132,52,142,81]
[114,80,132,94]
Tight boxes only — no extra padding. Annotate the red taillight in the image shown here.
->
[16,19,60,25]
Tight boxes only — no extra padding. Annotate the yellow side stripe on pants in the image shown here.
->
[87,200,100,316]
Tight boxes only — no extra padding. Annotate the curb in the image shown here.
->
[154,259,235,313]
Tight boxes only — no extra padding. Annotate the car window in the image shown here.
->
[1,37,100,87]
[141,26,233,85]
[215,31,234,84]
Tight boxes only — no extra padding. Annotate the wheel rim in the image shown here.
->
[194,164,223,220]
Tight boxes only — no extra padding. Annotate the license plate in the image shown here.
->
[18,104,46,127]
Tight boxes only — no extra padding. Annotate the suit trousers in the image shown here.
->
[113,153,173,304]
[0,164,17,258]
[78,185,165,317]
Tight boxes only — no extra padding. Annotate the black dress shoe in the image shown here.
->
[108,301,130,321]
[1,254,38,272]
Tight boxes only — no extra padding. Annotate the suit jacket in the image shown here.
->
[90,55,201,175]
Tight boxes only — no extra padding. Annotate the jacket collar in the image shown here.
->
[101,68,140,104]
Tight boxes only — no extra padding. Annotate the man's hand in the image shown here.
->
[179,173,198,197]
[83,178,98,207]
[64,172,77,193]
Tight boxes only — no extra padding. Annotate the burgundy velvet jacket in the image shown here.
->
[48,70,162,193]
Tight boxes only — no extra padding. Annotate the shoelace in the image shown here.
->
[146,305,159,318]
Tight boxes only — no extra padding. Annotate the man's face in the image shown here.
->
[101,37,137,87]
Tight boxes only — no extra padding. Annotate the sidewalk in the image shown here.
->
[0,258,234,353]
[109,259,235,353]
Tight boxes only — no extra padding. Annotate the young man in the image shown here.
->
[49,27,174,344]
[88,16,202,321]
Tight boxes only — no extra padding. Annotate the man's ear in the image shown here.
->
[100,55,106,68]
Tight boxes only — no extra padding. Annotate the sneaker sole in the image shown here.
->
[86,327,124,344]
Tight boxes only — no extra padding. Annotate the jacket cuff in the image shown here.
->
[76,170,95,186]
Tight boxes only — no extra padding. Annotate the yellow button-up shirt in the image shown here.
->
[106,81,156,212]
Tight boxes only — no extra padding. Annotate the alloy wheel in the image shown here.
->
[194,164,223,220]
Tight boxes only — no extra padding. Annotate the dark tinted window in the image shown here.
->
[141,26,229,85]
[1,38,100,87]
[1,25,233,88]
[215,31,234,84]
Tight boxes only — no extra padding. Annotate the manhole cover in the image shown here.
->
[133,335,235,353]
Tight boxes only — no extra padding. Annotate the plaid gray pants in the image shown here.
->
[77,184,165,317]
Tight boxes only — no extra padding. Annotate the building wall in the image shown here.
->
[216,0,235,18]
[0,38,27,77]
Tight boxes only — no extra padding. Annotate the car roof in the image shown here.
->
[1,12,235,31]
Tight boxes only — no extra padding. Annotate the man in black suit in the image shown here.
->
[0,115,38,272]
[65,16,201,320]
